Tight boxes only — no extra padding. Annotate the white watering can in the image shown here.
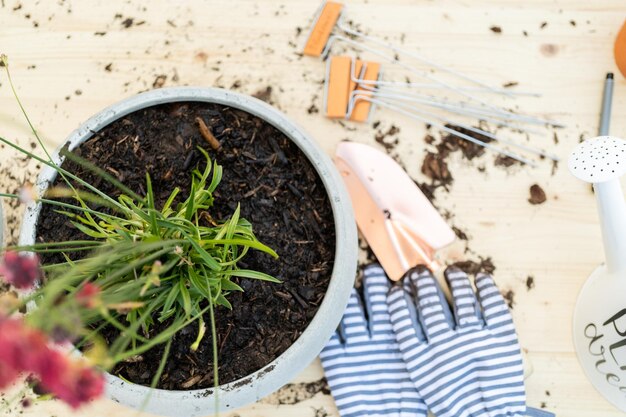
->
[569,135,626,411]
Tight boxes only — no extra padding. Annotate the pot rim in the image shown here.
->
[18,87,357,416]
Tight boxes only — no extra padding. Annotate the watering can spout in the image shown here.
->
[569,136,626,275]
[595,179,626,274]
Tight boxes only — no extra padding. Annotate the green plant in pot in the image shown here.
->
[0,55,357,415]
[0,55,282,412]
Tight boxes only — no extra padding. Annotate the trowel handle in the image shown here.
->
[594,179,626,274]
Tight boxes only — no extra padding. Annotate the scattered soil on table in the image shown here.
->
[421,152,452,186]
[452,226,469,241]
[540,43,558,57]
[503,81,519,88]
[36,102,336,390]
[503,290,515,309]
[494,154,522,168]
[374,124,400,152]
[419,124,493,192]
[526,276,535,291]
[261,377,330,405]
[451,257,496,276]
[490,26,502,34]
[528,184,547,205]
[119,16,145,29]
[152,74,167,88]
[252,86,273,103]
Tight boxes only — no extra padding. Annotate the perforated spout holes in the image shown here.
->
[568,136,626,183]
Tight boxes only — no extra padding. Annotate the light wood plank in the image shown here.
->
[1,0,626,415]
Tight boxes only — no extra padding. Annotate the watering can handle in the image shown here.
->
[594,180,626,275]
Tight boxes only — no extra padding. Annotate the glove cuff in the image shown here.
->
[526,406,555,417]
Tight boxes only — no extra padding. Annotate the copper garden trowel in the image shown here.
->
[335,142,455,281]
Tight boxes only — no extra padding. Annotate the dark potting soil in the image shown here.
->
[36,102,336,390]
[528,184,547,205]
[419,124,494,197]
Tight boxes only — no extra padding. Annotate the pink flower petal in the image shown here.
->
[0,252,41,290]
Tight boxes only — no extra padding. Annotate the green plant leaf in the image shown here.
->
[161,187,180,214]
[186,237,221,271]
[215,293,232,309]
[159,278,181,321]
[221,269,282,283]
[188,267,211,299]
[178,279,192,316]
[199,238,278,258]
[185,182,196,221]
[220,279,243,292]
[70,221,110,239]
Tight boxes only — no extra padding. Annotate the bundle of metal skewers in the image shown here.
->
[302,1,563,166]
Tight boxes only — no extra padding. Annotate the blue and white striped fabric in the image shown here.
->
[387,265,526,417]
[320,264,427,417]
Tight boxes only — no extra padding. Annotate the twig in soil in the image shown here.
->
[195,117,220,150]
[219,323,234,355]
[181,374,203,389]
[288,289,308,309]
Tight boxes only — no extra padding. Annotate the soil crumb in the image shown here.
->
[261,378,330,405]
[374,125,400,152]
[494,155,522,168]
[421,152,452,185]
[540,43,558,57]
[526,275,535,291]
[504,290,515,309]
[452,226,469,241]
[451,257,496,275]
[490,26,502,33]
[152,74,167,88]
[419,124,494,196]
[253,86,273,103]
[528,184,547,205]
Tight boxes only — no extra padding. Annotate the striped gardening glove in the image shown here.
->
[387,265,552,417]
[320,264,427,417]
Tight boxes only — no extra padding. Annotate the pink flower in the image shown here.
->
[39,350,104,409]
[0,361,19,389]
[0,318,104,408]
[71,367,105,407]
[0,318,43,389]
[18,183,37,205]
[0,252,41,290]
[0,318,47,374]
[76,282,101,308]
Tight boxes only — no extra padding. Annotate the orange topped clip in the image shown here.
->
[303,2,344,57]
[349,61,381,122]
[324,56,381,121]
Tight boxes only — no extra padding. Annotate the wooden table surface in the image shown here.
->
[1,0,625,416]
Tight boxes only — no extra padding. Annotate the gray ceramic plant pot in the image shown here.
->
[18,87,358,416]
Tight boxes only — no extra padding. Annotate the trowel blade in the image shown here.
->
[335,142,455,280]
